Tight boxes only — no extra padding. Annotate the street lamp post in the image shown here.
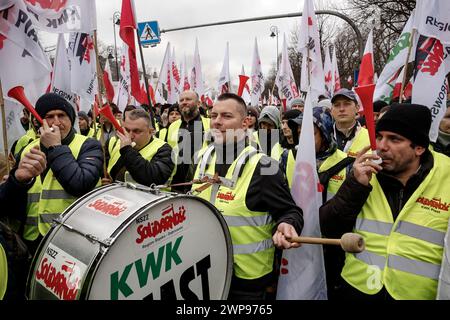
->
[270,25,279,72]
[113,11,121,81]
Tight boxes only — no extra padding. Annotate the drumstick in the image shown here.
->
[287,233,365,253]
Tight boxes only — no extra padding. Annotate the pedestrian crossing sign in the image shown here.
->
[137,20,161,46]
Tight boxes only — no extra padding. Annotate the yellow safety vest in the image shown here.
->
[0,243,7,300]
[345,127,370,157]
[157,128,168,142]
[21,134,95,240]
[341,151,450,300]
[13,129,37,157]
[107,137,171,185]
[285,148,348,201]
[166,116,210,149]
[192,144,275,280]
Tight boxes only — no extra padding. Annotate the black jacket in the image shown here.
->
[109,138,174,186]
[6,130,103,222]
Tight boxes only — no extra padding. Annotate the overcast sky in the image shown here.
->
[42,0,346,91]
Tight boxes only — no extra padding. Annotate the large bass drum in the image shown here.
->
[27,183,233,300]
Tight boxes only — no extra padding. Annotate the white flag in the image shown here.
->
[412,35,447,142]
[298,0,325,99]
[190,38,204,98]
[217,42,231,94]
[51,34,76,107]
[323,44,333,97]
[179,54,190,93]
[67,32,97,104]
[0,9,51,105]
[415,0,450,44]
[114,43,131,111]
[250,38,265,107]
[331,45,341,93]
[171,47,181,100]
[0,98,26,156]
[276,91,327,300]
[275,34,299,106]
[23,0,97,33]
[374,11,417,103]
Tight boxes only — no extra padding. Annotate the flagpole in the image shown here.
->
[135,30,156,130]
[0,78,11,173]
[399,28,416,103]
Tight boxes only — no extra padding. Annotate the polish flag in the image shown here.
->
[331,46,341,93]
[238,65,251,105]
[190,38,204,98]
[354,30,377,152]
[119,0,141,101]
[250,38,265,106]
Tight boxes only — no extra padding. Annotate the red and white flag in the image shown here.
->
[190,38,204,98]
[103,58,115,103]
[171,47,181,99]
[68,32,97,105]
[52,33,76,107]
[250,38,265,107]
[155,42,174,103]
[391,67,413,101]
[275,34,299,106]
[277,91,327,300]
[323,44,333,97]
[298,0,325,100]
[179,54,190,92]
[119,0,140,102]
[412,35,447,142]
[0,98,26,154]
[331,46,341,93]
[354,30,378,152]
[217,42,231,94]
[114,43,131,111]
[357,30,375,87]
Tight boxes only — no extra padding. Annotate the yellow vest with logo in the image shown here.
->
[107,137,170,184]
[192,145,275,280]
[21,134,93,240]
[345,127,370,157]
[285,149,348,201]
[0,243,7,300]
[341,151,450,300]
[13,129,37,157]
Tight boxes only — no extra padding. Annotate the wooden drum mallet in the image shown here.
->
[287,233,365,253]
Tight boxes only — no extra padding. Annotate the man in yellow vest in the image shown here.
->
[166,90,210,193]
[102,109,174,186]
[18,93,104,256]
[1,146,46,300]
[191,93,304,300]
[320,103,450,300]
[331,89,370,157]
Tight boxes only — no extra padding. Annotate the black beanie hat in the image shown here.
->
[282,109,302,121]
[376,103,431,147]
[78,111,89,123]
[35,93,76,125]
[168,104,180,115]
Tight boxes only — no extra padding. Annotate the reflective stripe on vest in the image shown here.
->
[341,151,450,299]
[0,243,7,300]
[21,134,90,240]
[166,116,210,149]
[193,144,275,280]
